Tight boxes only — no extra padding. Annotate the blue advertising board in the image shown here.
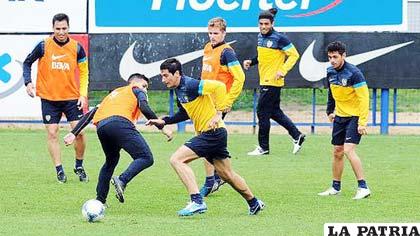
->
[90,0,407,32]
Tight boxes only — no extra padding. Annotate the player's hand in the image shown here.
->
[327,113,335,123]
[26,83,35,98]
[161,127,173,142]
[77,96,86,110]
[275,71,284,80]
[358,125,368,135]
[243,60,252,70]
[145,119,165,126]
[208,112,222,130]
[64,133,76,146]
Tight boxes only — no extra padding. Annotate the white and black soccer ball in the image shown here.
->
[81,199,105,222]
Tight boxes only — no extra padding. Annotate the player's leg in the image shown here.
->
[117,125,154,193]
[270,88,305,154]
[41,99,65,182]
[170,144,206,216]
[213,158,265,215]
[319,116,346,196]
[96,123,121,204]
[248,86,271,155]
[343,117,370,200]
[65,99,88,182]
[199,160,225,197]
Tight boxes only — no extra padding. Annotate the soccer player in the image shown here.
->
[23,13,89,183]
[199,17,245,197]
[243,8,305,156]
[63,73,172,204]
[146,58,264,216]
[318,41,371,200]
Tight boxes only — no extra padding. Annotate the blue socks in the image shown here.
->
[75,159,83,169]
[55,164,64,173]
[358,179,368,189]
[191,193,203,204]
[205,176,215,187]
[332,180,341,191]
[247,197,258,207]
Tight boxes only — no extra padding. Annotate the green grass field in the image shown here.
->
[1,129,419,235]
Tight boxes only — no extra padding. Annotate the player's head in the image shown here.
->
[327,41,347,69]
[52,13,70,43]
[128,73,149,90]
[160,58,182,88]
[207,17,227,46]
[258,8,277,34]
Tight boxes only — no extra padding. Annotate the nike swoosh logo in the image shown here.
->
[119,41,236,80]
[299,40,414,82]
[52,54,66,60]
[203,56,212,61]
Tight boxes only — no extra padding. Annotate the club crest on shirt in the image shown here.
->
[266,40,273,48]
[341,78,348,86]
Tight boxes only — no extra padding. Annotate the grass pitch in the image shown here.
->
[0,129,419,235]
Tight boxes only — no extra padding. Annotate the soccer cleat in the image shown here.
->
[57,171,67,183]
[352,187,371,200]
[74,167,89,182]
[177,201,207,216]
[292,134,306,154]
[318,187,341,196]
[247,146,269,156]
[111,176,125,203]
[249,199,265,215]
[211,178,226,194]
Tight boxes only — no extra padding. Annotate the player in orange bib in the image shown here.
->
[23,13,89,183]
[64,73,172,205]
[199,17,245,197]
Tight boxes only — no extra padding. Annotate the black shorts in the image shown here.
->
[331,116,362,145]
[41,99,83,124]
[184,128,230,164]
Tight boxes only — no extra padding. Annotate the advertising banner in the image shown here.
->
[89,32,420,90]
[90,0,407,33]
[0,0,87,33]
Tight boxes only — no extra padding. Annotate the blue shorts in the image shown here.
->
[41,99,83,124]
[331,116,362,145]
[184,128,230,164]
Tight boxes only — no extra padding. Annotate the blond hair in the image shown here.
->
[208,17,227,31]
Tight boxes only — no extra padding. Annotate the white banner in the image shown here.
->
[325,223,420,236]
[0,35,49,119]
[0,0,87,33]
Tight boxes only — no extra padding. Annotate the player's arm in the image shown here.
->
[198,80,227,111]
[352,72,369,127]
[23,41,44,97]
[64,106,98,145]
[161,100,190,125]
[221,48,245,109]
[77,43,89,98]
[132,87,163,129]
[326,86,336,122]
[278,37,299,76]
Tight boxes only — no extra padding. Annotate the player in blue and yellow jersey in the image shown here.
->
[200,17,245,197]
[318,41,371,200]
[63,73,172,205]
[147,58,264,216]
[243,8,305,156]
[23,13,89,183]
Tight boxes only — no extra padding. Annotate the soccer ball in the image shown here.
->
[81,199,105,222]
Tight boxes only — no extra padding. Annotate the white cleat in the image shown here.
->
[352,187,371,200]
[292,134,306,154]
[318,187,341,196]
[247,146,269,156]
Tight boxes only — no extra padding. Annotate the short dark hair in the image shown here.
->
[128,73,149,83]
[259,8,278,23]
[160,58,182,75]
[327,41,346,55]
[52,13,69,26]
